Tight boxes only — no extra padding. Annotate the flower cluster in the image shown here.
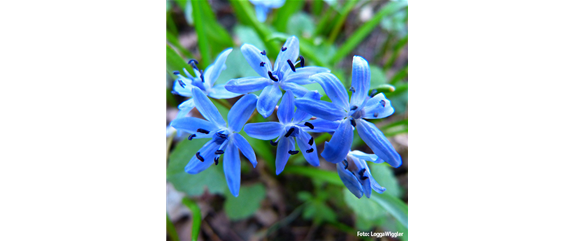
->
[171,36,402,198]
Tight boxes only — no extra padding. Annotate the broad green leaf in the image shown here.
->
[215,47,260,85]
[224,183,266,220]
[302,200,337,223]
[181,198,202,241]
[167,138,229,196]
[343,186,408,228]
[368,163,401,197]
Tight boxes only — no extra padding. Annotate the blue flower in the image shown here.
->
[337,150,387,199]
[172,48,240,120]
[171,87,258,197]
[249,0,285,22]
[243,90,338,174]
[225,36,330,118]
[294,56,402,167]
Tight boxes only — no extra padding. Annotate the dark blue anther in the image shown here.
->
[350,105,358,111]
[360,175,369,180]
[285,127,295,137]
[178,80,186,88]
[350,119,356,127]
[214,156,219,165]
[270,140,278,146]
[308,137,314,146]
[260,62,265,67]
[173,71,180,75]
[288,150,299,155]
[299,56,305,67]
[287,59,296,72]
[358,168,366,177]
[370,89,377,97]
[343,159,348,169]
[188,134,196,140]
[268,71,279,82]
[261,50,266,55]
[199,69,205,82]
[304,122,314,129]
[216,132,228,139]
[380,99,386,107]
[197,128,209,134]
[281,46,287,51]
[306,148,314,153]
[373,113,379,118]
[350,86,355,93]
[196,152,204,162]
[215,150,224,155]
[188,59,199,70]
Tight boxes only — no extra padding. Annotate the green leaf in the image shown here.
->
[303,200,337,223]
[283,166,342,186]
[224,183,266,220]
[368,163,401,197]
[286,13,315,38]
[166,45,191,79]
[167,31,194,59]
[167,138,229,196]
[197,0,234,55]
[330,1,408,64]
[190,0,211,65]
[166,213,180,241]
[389,65,408,85]
[343,188,408,229]
[328,0,359,43]
[181,198,202,241]
[229,0,279,58]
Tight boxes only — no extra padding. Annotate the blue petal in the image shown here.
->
[257,84,282,118]
[362,93,394,119]
[227,94,257,132]
[170,116,216,138]
[310,73,349,110]
[321,120,354,163]
[240,44,272,78]
[175,98,195,120]
[172,75,193,97]
[356,119,402,168]
[225,77,270,94]
[192,87,227,128]
[295,131,319,167]
[284,66,331,85]
[351,157,372,198]
[224,142,241,197]
[275,36,299,73]
[254,4,268,22]
[292,91,321,123]
[337,161,364,198]
[350,150,384,164]
[277,90,294,124]
[244,122,283,140]
[305,119,340,133]
[294,97,346,121]
[203,48,232,87]
[232,133,257,168]
[207,84,242,99]
[275,137,295,175]
[280,82,308,97]
[368,170,386,194]
[184,140,219,174]
[350,56,370,110]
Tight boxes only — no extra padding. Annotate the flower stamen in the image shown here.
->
[196,152,204,162]
[188,59,199,70]
[260,62,265,67]
[284,127,295,137]
[349,86,355,93]
[214,156,220,165]
[304,122,314,129]
[308,137,314,146]
[173,71,180,75]
[178,80,186,88]
[287,59,296,72]
[268,71,279,82]
[197,128,210,134]
[288,150,299,155]
[380,100,386,107]
[215,150,224,155]
[281,46,287,51]
[343,159,349,169]
[306,148,314,153]
[270,140,278,146]
[188,134,196,140]
[350,119,356,127]
[261,50,266,55]
[299,56,305,67]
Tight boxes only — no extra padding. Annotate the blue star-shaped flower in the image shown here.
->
[171,87,258,197]
[337,150,387,199]
[249,0,285,22]
[243,90,339,175]
[294,56,402,167]
[225,36,330,118]
[172,48,241,120]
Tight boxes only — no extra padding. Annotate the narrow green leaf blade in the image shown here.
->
[166,213,180,241]
[181,198,202,241]
[190,0,211,65]
[371,193,408,228]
